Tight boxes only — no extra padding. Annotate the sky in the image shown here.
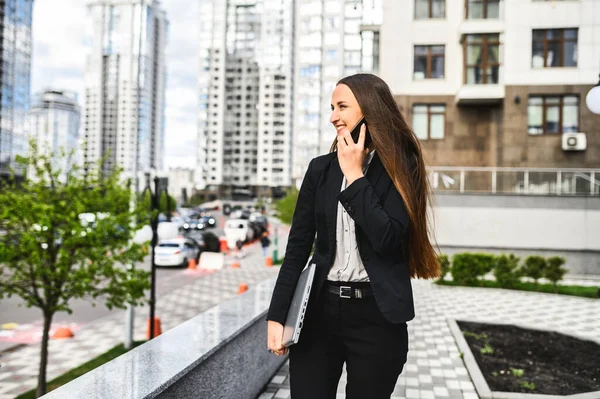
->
[31,0,199,170]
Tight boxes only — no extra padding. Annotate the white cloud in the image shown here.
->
[31,0,199,169]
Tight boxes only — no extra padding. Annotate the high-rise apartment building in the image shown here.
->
[0,0,34,177]
[292,0,382,185]
[83,0,167,183]
[197,0,294,198]
[382,0,599,169]
[29,90,81,178]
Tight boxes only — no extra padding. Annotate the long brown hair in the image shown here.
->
[330,74,440,279]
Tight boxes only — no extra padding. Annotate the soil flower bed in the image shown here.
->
[457,321,600,396]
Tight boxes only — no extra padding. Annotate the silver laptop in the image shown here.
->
[282,262,316,347]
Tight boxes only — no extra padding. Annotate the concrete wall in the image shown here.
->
[432,194,600,275]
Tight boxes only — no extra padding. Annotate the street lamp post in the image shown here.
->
[585,74,600,115]
[140,173,170,340]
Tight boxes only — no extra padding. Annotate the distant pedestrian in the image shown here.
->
[235,239,244,259]
[260,232,271,257]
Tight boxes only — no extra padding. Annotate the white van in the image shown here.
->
[224,219,252,248]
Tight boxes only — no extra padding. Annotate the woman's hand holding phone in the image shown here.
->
[337,122,367,185]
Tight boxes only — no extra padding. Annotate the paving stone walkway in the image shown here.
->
[259,278,600,399]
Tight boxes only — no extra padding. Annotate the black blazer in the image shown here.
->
[267,151,415,325]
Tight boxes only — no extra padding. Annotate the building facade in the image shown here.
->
[0,0,34,177]
[382,0,600,169]
[167,167,195,204]
[83,0,167,184]
[29,90,81,178]
[292,0,382,186]
[197,0,294,198]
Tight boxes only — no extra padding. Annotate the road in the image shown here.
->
[0,211,228,350]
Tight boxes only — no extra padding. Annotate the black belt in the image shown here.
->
[326,281,374,299]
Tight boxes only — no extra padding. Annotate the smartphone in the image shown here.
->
[350,117,372,148]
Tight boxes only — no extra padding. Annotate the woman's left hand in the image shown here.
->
[337,123,366,185]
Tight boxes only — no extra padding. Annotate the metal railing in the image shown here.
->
[428,167,600,196]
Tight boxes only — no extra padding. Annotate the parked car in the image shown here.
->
[155,237,201,267]
[182,217,205,232]
[199,215,216,229]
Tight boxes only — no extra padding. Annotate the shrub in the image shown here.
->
[437,254,450,281]
[451,253,496,286]
[544,256,567,293]
[494,254,521,288]
[522,256,547,289]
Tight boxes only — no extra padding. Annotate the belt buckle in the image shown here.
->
[339,286,352,299]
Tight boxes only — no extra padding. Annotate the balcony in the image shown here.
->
[455,83,505,105]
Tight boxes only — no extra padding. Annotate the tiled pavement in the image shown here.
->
[260,278,600,399]
[0,226,288,399]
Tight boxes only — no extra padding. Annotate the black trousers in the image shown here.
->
[289,282,409,399]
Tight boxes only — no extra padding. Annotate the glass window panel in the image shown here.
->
[564,41,577,67]
[431,45,445,55]
[432,0,445,17]
[466,34,483,44]
[415,45,428,55]
[467,45,482,64]
[325,1,341,13]
[344,34,362,50]
[325,32,340,45]
[466,67,479,84]
[546,41,559,67]
[430,105,445,113]
[546,29,558,39]
[564,96,578,105]
[532,30,545,41]
[345,19,360,33]
[532,41,545,67]
[527,101,543,135]
[430,114,445,139]
[564,29,577,39]
[414,54,427,80]
[412,112,428,140]
[487,0,500,18]
[488,44,499,63]
[432,56,444,78]
[546,97,560,105]
[415,0,428,19]
[468,1,483,19]
[486,66,499,84]
[563,104,579,133]
[545,105,560,133]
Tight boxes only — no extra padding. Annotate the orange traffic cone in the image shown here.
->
[219,238,229,252]
[188,258,197,270]
[146,317,162,339]
[265,256,273,267]
[237,283,248,294]
[231,260,241,268]
[51,327,74,339]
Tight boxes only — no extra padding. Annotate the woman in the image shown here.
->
[266,73,440,398]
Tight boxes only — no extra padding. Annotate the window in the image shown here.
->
[466,0,500,19]
[464,34,500,84]
[412,105,446,140]
[415,0,445,19]
[527,95,579,135]
[532,29,577,68]
[414,45,445,80]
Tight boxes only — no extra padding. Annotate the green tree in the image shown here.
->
[451,253,496,286]
[522,255,547,290]
[544,256,567,293]
[159,191,177,214]
[275,186,299,225]
[0,143,150,397]
[494,254,521,288]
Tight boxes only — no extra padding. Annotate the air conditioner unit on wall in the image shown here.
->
[562,132,587,151]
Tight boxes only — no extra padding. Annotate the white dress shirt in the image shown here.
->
[327,150,376,282]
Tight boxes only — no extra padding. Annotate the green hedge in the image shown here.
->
[440,252,595,297]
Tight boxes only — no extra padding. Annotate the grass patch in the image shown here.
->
[436,279,599,299]
[15,341,145,399]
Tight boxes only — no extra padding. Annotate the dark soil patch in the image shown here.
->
[457,321,600,396]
